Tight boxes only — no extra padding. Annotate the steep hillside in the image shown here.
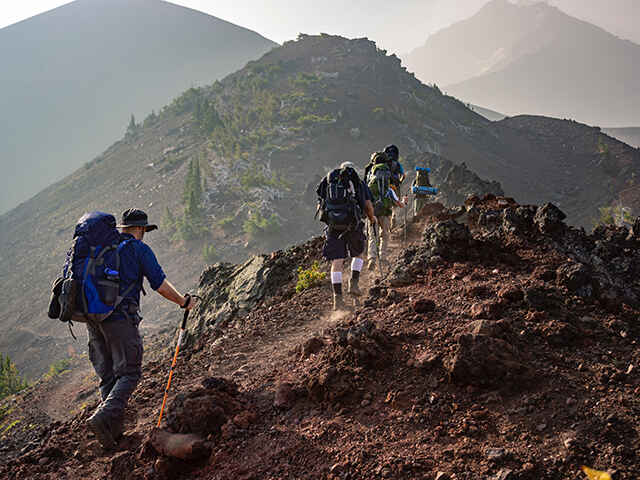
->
[405,0,640,127]
[1,197,639,479]
[2,34,639,379]
[0,34,504,378]
[0,0,276,214]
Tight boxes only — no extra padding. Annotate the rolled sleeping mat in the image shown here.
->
[412,185,438,195]
[415,166,431,172]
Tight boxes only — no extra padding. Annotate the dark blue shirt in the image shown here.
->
[362,181,373,202]
[115,233,166,315]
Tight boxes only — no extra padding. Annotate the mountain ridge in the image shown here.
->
[1,34,639,379]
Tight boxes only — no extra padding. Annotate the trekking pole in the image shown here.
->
[157,295,200,427]
[403,194,408,245]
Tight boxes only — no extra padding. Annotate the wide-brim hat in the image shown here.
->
[117,208,158,232]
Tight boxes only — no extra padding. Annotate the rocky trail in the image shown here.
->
[1,196,639,479]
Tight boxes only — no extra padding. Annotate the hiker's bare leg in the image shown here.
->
[331,259,346,310]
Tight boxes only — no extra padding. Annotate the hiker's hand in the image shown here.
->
[181,294,197,311]
[185,297,198,311]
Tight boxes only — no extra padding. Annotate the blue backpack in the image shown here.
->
[51,212,136,324]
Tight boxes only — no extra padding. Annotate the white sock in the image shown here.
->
[351,258,364,272]
[331,271,343,284]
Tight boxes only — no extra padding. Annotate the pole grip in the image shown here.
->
[180,310,189,330]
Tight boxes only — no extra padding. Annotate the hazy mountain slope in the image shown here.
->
[1,34,638,379]
[470,104,506,121]
[0,0,276,214]
[405,0,640,127]
[603,127,640,149]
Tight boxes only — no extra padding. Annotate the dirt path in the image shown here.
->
[204,217,417,390]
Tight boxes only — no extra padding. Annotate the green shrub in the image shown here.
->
[0,354,29,400]
[597,205,633,226]
[243,211,281,238]
[203,244,219,263]
[295,261,327,293]
[45,358,71,379]
[217,216,235,230]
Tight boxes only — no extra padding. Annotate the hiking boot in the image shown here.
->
[333,294,346,311]
[348,277,362,296]
[87,410,116,449]
[112,417,124,442]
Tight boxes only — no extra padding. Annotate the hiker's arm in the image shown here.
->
[156,279,194,311]
[364,200,377,224]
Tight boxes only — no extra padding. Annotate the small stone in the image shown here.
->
[302,336,324,357]
[361,399,371,408]
[274,382,296,409]
[154,457,171,476]
[491,468,513,480]
[412,298,436,314]
[38,457,50,465]
[486,447,507,461]
[536,423,547,432]
[626,364,634,375]
[563,437,576,449]
[435,472,450,480]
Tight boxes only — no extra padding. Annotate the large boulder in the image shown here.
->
[501,206,537,236]
[556,262,598,298]
[533,203,566,235]
[447,333,528,387]
[166,377,251,436]
[423,220,473,259]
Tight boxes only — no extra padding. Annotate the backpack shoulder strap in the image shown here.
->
[117,238,147,297]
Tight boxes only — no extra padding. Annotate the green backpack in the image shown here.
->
[367,162,393,217]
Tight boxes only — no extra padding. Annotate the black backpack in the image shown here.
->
[319,167,361,230]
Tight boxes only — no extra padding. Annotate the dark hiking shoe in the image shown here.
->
[333,294,346,311]
[348,278,362,296]
[87,411,116,449]
[112,417,124,442]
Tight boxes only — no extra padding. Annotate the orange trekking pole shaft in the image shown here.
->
[157,308,190,427]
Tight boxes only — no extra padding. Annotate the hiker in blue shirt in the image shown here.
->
[86,208,197,449]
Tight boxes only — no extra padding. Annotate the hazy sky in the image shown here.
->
[1,0,638,54]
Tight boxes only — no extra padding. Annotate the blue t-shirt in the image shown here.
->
[362,181,373,202]
[115,233,166,316]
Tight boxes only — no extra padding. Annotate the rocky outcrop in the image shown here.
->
[187,237,324,340]
[390,196,640,309]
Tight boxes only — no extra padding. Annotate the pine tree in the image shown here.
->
[0,353,28,400]
[162,206,175,232]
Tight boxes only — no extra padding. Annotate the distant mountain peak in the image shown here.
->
[404,0,640,126]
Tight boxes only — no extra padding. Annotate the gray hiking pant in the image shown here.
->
[87,315,143,424]
[414,196,429,217]
[367,216,390,262]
